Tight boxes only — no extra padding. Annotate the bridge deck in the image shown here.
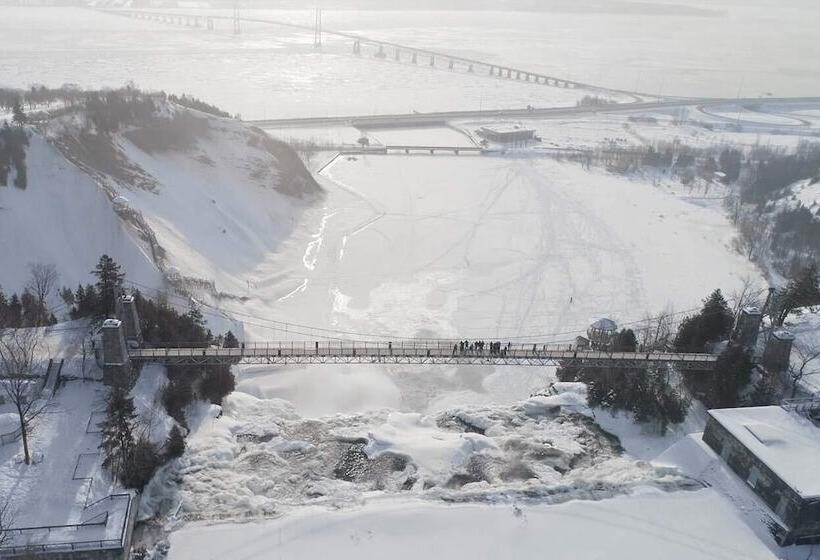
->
[128,342,717,370]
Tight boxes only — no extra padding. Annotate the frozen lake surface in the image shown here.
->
[2,1,819,121]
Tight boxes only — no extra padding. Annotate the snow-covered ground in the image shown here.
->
[0,330,173,553]
[365,126,477,148]
[167,489,778,560]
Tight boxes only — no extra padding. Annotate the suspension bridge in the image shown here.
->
[125,340,718,370]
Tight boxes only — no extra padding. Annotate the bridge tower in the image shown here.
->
[731,306,763,350]
[100,319,132,387]
[313,7,322,48]
[232,0,241,35]
[116,294,143,347]
[764,329,795,374]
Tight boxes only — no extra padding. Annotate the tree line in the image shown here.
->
[2,253,237,490]
[557,286,801,433]
[0,121,29,189]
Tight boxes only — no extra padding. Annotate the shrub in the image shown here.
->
[199,367,235,405]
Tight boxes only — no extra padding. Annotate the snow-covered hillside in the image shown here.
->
[0,103,322,308]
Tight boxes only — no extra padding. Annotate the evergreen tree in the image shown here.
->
[164,425,186,460]
[187,302,205,329]
[674,289,734,352]
[99,384,136,480]
[11,99,26,127]
[223,330,239,348]
[773,263,820,325]
[0,288,7,327]
[7,294,22,328]
[613,328,638,352]
[700,289,734,340]
[121,438,161,490]
[199,367,235,405]
[20,288,48,327]
[92,254,125,317]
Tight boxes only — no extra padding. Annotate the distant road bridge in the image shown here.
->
[97,7,647,98]
[247,97,820,129]
[127,341,718,370]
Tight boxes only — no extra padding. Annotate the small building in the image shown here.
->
[586,318,618,350]
[476,124,536,145]
[703,406,820,545]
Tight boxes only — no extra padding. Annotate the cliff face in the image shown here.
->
[0,100,323,302]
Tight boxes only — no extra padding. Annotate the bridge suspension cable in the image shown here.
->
[122,279,768,344]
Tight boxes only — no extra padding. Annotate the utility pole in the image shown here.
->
[314,6,322,48]
[232,0,241,35]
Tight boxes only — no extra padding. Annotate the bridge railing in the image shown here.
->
[129,341,717,363]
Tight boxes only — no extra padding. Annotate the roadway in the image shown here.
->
[247,96,820,129]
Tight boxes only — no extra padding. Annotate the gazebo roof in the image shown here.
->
[589,318,618,332]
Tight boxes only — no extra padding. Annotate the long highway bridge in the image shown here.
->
[97,7,649,98]
[246,96,820,129]
[127,340,718,370]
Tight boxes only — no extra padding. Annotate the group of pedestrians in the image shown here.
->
[453,340,512,357]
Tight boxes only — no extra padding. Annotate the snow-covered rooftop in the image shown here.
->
[708,406,820,498]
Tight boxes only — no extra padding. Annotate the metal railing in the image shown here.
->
[0,424,23,446]
[128,340,719,369]
[0,494,132,556]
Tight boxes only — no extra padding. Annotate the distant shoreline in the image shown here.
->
[0,2,724,18]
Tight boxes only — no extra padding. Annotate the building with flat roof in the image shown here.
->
[703,405,820,545]
[476,125,536,145]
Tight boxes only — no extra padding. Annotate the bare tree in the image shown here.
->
[0,500,14,547]
[0,330,48,465]
[734,209,769,262]
[729,275,763,320]
[638,306,676,351]
[788,342,820,398]
[26,263,58,305]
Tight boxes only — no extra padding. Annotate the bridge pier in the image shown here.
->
[353,40,361,55]
[376,44,385,59]
[429,55,435,67]
[506,68,512,78]
[448,60,454,70]
[468,64,474,72]
[411,52,417,64]
[395,47,400,61]
[488,65,494,75]
[207,17,214,30]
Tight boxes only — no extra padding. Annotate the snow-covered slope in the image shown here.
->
[0,132,162,293]
[0,104,321,305]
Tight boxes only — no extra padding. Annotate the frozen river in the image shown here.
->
[219,154,760,416]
